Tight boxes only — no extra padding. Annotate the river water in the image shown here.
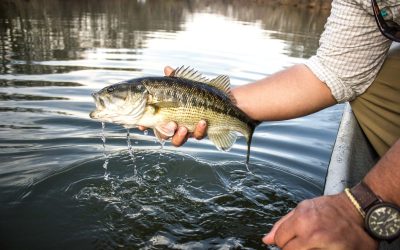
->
[0,0,343,249]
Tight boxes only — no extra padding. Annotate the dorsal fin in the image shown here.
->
[209,75,232,94]
[174,66,209,83]
[174,66,236,103]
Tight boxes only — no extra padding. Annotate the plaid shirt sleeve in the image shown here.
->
[304,0,394,103]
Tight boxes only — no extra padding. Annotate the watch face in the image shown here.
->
[365,203,400,240]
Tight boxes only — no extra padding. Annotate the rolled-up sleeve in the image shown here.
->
[304,0,393,103]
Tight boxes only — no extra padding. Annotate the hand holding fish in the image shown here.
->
[137,66,208,146]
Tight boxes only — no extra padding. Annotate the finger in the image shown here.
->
[193,120,207,140]
[157,122,177,140]
[164,66,175,76]
[262,209,295,245]
[281,237,307,250]
[273,210,299,248]
[171,126,189,147]
[138,126,147,131]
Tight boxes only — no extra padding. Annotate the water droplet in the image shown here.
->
[102,158,109,170]
[126,129,137,175]
[159,139,165,149]
[101,122,110,178]
[103,171,110,181]
[101,122,106,144]
[127,129,133,155]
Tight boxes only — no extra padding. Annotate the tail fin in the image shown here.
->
[245,120,260,164]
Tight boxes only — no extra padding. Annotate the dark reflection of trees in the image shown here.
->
[0,0,188,68]
[0,0,330,74]
[0,92,67,101]
[0,80,82,87]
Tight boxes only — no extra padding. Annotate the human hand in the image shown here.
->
[138,66,208,147]
[262,193,378,250]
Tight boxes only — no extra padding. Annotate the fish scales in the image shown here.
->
[142,77,250,133]
[143,77,247,120]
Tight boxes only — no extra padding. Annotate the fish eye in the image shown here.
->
[106,86,115,93]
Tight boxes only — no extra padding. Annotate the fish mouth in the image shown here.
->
[89,90,147,124]
[90,92,105,120]
[89,110,96,119]
[92,92,105,109]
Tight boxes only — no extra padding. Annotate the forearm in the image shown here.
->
[363,139,400,205]
[232,64,337,121]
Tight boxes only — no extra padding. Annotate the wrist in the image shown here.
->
[340,191,381,244]
[363,139,400,207]
[344,188,366,218]
[346,182,400,242]
[364,177,400,207]
[338,192,364,226]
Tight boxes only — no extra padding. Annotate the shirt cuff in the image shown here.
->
[304,56,354,103]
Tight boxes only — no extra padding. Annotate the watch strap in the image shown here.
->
[344,188,366,218]
[350,182,380,212]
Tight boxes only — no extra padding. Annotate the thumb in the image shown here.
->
[262,232,274,245]
[262,209,295,245]
[164,66,175,76]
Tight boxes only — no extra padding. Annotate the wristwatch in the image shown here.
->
[349,182,400,241]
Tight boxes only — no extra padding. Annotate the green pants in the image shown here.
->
[351,44,400,157]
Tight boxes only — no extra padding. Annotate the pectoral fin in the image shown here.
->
[208,131,237,151]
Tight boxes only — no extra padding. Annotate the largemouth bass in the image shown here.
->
[89,66,259,163]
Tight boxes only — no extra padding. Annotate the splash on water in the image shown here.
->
[101,122,110,180]
[245,162,253,175]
